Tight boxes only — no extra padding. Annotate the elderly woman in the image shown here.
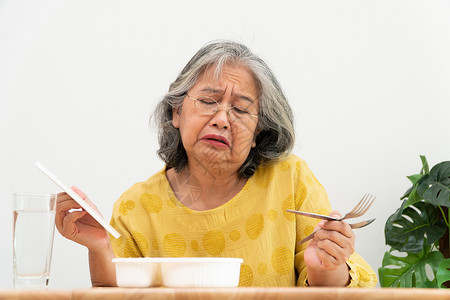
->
[56,40,377,287]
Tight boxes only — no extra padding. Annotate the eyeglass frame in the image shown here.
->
[186,94,259,119]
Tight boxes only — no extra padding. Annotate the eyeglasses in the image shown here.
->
[186,94,258,120]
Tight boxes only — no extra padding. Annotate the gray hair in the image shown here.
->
[153,40,295,178]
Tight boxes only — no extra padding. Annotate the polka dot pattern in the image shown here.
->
[110,156,376,287]
[257,262,268,275]
[140,193,162,213]
[124,237,143,257]
[255,168,274,189]
[268,209,277,221]
[305,175,314,186]
[118,200,136,215]
[229,230,240,241]
[280,161,290,171]
[152,238,159,250]
[245,213,264,240]
[296,182,307,207]
[239,264,253,286]
[163,233,186,257]
[203,230,226,256]
[131,231,148,255]
[166,197,177,208]
[271,246,292,275]
[295,161,301,178]
[191,240,199,251]
[282,194,295,221]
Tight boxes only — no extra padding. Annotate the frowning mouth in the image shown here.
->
[201,134,230,148]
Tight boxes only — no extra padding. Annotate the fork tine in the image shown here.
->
[352,194,371,215]
[354,195,375,216]
[355,194,374,215]
[347,194,369,214]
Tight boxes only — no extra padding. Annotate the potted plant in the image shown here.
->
[379,156,450,288]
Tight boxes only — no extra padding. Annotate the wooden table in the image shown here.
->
[1,287,450,300]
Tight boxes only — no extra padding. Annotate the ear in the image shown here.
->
[172,106,180,129]
[251,127,261,148]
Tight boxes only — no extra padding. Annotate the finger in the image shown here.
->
[314,227,355,262]
[56,195,82,214]
[61,210,87,238]
[71,186,100,212]
[316,238,352,265]
[329,210,342,219]
[318,220,354,239]
[57,192,76,203]
[57,191,67,198]
[316,210,342,229]
[316,227,355,252]
[57,192,80,206]
[314,247,339,269]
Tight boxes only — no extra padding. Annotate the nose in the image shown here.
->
[210,105,230,129]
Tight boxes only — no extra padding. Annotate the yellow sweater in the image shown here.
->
[110,154,377,287]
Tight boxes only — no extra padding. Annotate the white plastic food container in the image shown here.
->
[112,257,243,288]
[160,257,243,288]
[112,258,161,288]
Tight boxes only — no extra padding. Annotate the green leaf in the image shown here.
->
[378,249,444,287]
[391,200,408,220]
[385,202,446,253]
[436,258,450,288]
[408,174,425,185]
[417,161,450,207]
[401,185,414,200]
[420,155,430,174]
[405,187,422,206]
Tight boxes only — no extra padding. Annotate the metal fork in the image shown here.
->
[287,193,375,221]
[297,218,376,244]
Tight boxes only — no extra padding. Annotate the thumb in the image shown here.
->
[61,210,87,239]
[329,210,342,219]
[71,186,100,213]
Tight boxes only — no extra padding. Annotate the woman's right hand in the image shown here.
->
[55,186,110,252]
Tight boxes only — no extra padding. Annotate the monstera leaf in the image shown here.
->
[401,176,423,206]
[385,201,446,253]
[436,258,450,288]
[379,248,444,288]
[417,161,450,207]
[400,156,429,206]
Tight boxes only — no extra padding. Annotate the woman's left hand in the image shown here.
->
[303,211,355,286]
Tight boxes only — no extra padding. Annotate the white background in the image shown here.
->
[1,0,449,288]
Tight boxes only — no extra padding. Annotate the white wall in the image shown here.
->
[1,0,449,288]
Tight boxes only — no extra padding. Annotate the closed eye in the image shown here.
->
[231,106,250,115]
[198,97,217,105]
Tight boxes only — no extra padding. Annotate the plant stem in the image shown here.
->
[438,205,449,227]
[438,206,450,260]
[447,206,450,260]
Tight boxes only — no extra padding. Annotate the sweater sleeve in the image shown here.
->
[292,157,377,288]
[109,190,144,258]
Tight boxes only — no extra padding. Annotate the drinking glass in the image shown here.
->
[12,193,57,289]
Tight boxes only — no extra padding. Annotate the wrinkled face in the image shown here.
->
[172,64,260,176]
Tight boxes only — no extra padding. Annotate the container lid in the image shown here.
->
[112,257,244,263]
